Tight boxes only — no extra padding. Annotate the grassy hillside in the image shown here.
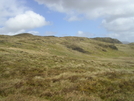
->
[93,37,122,44]
[0,33,134,101]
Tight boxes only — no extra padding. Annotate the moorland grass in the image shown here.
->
[0,34,134,101]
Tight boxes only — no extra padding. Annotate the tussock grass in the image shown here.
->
[0,34,134,101]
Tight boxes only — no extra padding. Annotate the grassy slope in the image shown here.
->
[0,34,134,101]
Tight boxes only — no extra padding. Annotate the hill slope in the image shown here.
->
[0,34,134,101]
[93,37,122,44]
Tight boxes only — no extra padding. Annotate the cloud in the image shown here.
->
[44,31,57,36]
[102,17,134,42]
[66,16,82,22]
[0,0,27,25]
[0,29,26,36]
[35,0,134,20]
[0,0,50,35]
[28,31,40,35]
[35,0,134,41]
[6,11,49,31]
[76,31,94,38]
[107,32,134,42]
[102,17,134,32]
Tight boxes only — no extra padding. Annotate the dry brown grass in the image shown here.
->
[0,34,134,101]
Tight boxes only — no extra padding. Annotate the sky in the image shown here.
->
[0,0,134,42]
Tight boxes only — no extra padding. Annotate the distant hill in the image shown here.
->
[128,43,134,49]
[129,42,134,45]
[14,33,34,37]
[0,34,130,56]
[93,37,122,44]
